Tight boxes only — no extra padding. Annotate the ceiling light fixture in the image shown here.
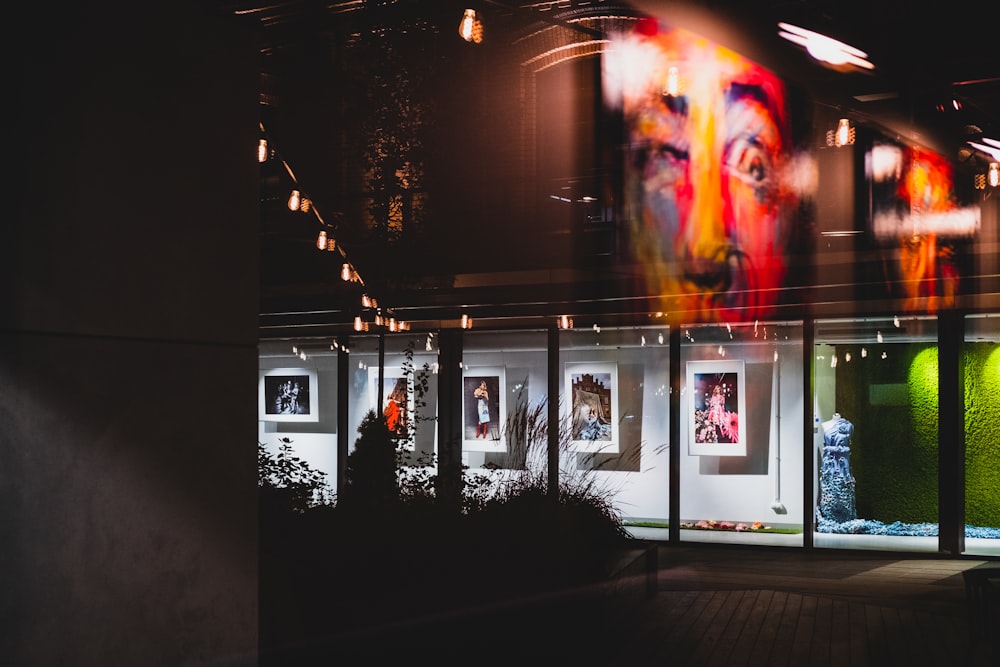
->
[777,22,874,70]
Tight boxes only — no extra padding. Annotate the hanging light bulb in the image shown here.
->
[257,138,269,163]
[461,313,471,329]
[354,316,363,332]
[828,118,855,147]
[990,162,1000,188]
[458,9,482,43]
[287,189,301,211]
[341,263,352,281]
[316,230,328,250]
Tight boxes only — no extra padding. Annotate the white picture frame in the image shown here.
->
[259,368,319,422]
[463,367,506,452]
[687,359,747,456]
[565,362,620,453]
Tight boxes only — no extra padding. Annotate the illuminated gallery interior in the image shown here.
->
[256,1,1000,557]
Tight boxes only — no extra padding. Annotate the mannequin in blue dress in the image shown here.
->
[818,412,857,523]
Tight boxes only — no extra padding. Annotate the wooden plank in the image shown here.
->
[687,590,738,665]
[789,594,817,665]
[865,604,889,665]
[880,605,905,662]
[673,590,729,664]
[809,595,833,665]
[827,599,851,665]
[704,589,760,666]
[746,590,786,667]
[848,601,868,665]
[769,592,803,667]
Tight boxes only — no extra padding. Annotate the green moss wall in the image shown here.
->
[964,344,1000,527]
[833,341,1000,528]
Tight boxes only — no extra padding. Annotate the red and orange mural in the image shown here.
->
[867,139,979,312]
[605,17,811,322]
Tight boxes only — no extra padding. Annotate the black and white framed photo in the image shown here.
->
[260,368,319,422]
[687,359,746,456]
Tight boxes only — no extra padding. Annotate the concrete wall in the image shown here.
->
[4,3,260,664]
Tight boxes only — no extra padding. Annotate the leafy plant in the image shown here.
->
[258,437,334,512]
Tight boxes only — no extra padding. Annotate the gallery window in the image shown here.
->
[963,313,1000,557]
[679,321,805,547]
[813,316,940,552]
[258,338,340,498]
[560,325,671,540]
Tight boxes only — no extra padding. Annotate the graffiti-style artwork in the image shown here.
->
[605,17,810,322]
[868,139,979,312]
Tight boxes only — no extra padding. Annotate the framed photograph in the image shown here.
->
[368,366,415,448]
[463,368,505,452]
[565,362,619,453]
[687,360,746,456]
[259,368,319,422]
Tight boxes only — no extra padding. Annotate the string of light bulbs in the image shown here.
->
[258,121,420,332]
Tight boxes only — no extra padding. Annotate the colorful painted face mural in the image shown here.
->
[605,18,805,321]
[868,140,979,312]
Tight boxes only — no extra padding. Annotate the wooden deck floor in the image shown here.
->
[609,544,997,667]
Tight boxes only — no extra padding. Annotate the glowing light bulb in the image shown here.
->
[316,230,327,250]
[458,9,482,43]
[287,189,301,211]
[257,138,268,163]
[990,162,999,188]
[664,66,680,96]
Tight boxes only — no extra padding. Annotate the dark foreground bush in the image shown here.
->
[259,401,640,665]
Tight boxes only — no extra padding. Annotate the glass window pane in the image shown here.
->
[813,316,939,552]
[258,337,339,502]
[963,313,1000,557]
[561,326,671,540]
[679,321,805,546]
